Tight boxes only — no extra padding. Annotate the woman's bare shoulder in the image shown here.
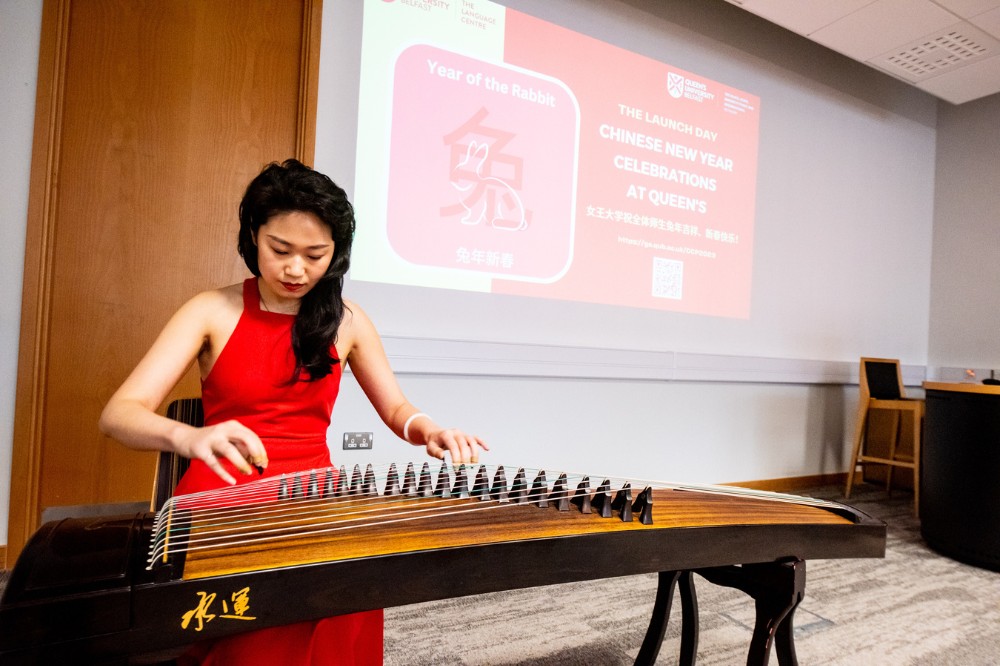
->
[336,299,378,360]
[186,283,244,310]
[343,296,360,315]
[341,298,375,329]
[168,283,245,332]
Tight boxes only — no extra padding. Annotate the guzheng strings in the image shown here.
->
[147,462,845,569]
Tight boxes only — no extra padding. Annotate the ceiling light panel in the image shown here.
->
[870,21,1000,81]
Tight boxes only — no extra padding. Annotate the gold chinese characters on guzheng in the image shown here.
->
[0,462,886,665]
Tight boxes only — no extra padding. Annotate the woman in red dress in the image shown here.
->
[100,159,487,665]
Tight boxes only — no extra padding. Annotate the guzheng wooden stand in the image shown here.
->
[638,559,805,666]
[0,462,885,665]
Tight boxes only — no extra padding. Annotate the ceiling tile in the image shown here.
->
[916,52,1000,102]
[970,6,1000,37]
[810,0,959,60]
[932,0,1000,19]
[732,0,875,35]
[727,0,1000,102]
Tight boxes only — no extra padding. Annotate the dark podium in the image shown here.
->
[921,382,1000,571]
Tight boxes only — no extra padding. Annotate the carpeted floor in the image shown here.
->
[1,483,997,664]
[380,483,1000,665]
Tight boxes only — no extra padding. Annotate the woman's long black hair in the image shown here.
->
[237,159,355,381]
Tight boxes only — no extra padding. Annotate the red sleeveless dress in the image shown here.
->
[175,278,383,666]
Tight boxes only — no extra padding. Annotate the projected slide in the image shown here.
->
[351,0,760,318]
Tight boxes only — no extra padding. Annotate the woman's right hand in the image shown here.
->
[174,420,269,485]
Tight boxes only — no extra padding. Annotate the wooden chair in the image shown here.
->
[151,398,202,511]
[844,358,923,514]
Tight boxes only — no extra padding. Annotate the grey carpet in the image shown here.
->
[1,484,997,664]
[381,484,1000,665]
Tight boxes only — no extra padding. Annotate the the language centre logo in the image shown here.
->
[666,71,715,103]
[382,0,455,9]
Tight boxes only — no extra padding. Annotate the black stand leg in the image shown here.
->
[635,570,700,666]
[678,571,699,665]
[772,598,799,666]
[635,571,681,666]
[695,558,805,666]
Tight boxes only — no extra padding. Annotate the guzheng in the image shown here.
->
[0,462,885,665]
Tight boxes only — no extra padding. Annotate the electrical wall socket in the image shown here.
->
[343,432,373,450]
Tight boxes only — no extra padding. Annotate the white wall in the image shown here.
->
[0,0,43,548]
[928,93,1000,372]
[332,373,856,486]
[315,0,939,483]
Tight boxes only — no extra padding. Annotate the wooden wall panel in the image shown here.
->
[7,0,322,563]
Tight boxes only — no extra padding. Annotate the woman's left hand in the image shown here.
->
[424,428,489,465]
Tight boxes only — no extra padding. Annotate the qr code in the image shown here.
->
[652,257,683,299]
